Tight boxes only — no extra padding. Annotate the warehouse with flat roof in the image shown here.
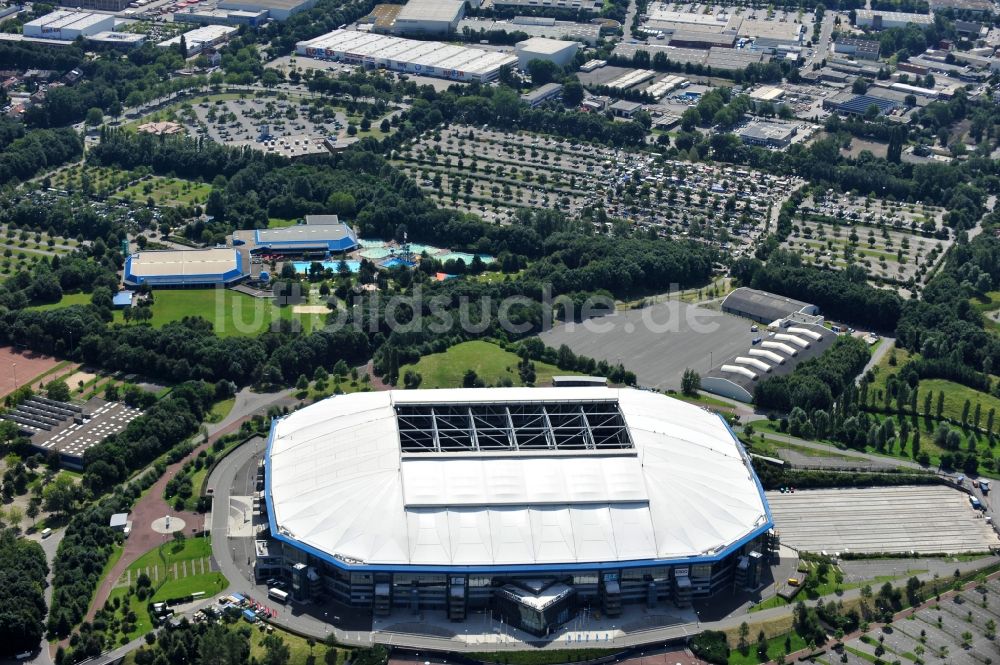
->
[391,0,464,36]
[24,10,114,40]
[296,29,518,82]
[124,248,246,287]
[218,0,316,21]
[515,36,579,68]
[722,287,818,324]
[855,9,934,30]
[158,25,238,54]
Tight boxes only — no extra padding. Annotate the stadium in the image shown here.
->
[263,387,774,635]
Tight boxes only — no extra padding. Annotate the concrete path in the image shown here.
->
[83,387,294,624]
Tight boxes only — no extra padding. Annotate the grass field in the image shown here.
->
[919,378,1000,431]
[115,176,212,207]
[30,292,93,311]
[207,398,235,424]
[400,341,579,388]
[130,289,326,337]
[107,537,227,642]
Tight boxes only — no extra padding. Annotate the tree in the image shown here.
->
[26,501,38,526]
[738,621,750,653]
[6,506,22,531]
[562,79,584,107]
[527,59,560,85]
[42,474,77,516]
[85,107,103,127]
[45,380,70,403]
[756,629,768,660]
[198,624,249,665]
[681,369,701,396]
[262,635,291,665]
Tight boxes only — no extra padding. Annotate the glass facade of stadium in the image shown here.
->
[258,529,774,636]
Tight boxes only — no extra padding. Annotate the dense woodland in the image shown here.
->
[0,528,48,657]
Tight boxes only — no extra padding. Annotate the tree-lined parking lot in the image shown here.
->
[393,125,802,256]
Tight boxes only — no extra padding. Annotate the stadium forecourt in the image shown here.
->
[262,387,775,636]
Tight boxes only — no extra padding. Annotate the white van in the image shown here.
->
[41,528,52,539]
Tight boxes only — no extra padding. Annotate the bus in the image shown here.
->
[268,588,289,604]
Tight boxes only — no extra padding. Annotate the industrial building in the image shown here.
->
[233,217,358,254]
[834,37,880,60]
[24,11,115,41]
[748,85,784,102]
[296,30,518,83]
[701,322,835,403]
[87,31,146,48]
[738,121,798,148]
[721,287,818,324]
[490,0,602,14]
[391,0,464,36]
[173,7,269,26]
[514,36,580,69]
[521,82,563,107]
[459,16,600,45]
[218,0,316,21]
[822,91,900,116]
[2,396,145,468]
[123,248,246,287]
[158,25,238,54]
[261,387,774,632]
[854,9,934,30]
[56,0,130,11]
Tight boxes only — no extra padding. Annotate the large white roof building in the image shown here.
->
[295,30,518,82]
[263,388,773,630]
[267,387,770,568]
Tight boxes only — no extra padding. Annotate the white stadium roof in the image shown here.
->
[266,387,770,570]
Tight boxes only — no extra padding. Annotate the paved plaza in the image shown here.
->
[768,486,1000,554]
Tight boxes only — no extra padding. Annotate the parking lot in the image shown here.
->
[830,576,1000,665]
[768,486,999,555]
[783,192,951,285]
[394,125,800,251]
[172,95,346,145]
[538,301,754,391]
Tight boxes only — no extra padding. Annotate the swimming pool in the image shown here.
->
[382,258,416,268]
[438,252,495,264]
[291,260,360,274]
[360,247,393,259]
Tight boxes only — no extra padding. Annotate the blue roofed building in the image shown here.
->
[112,290,135,308]
[234,216,358,255]
[123,248,246,287]
[823,92,900,117]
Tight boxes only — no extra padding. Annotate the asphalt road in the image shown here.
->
[805,10,835,70]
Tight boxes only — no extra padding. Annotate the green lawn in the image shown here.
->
[400,340,580,388]
[727,630,808,665]
[118,289,327,337]
[115,176,212,207]
[919,378,1000,433]
[206,398,235,424]
[29,292,92,311]
[268,217,300,228]
[106,537,227,642]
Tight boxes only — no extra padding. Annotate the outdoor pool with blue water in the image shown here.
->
[292,260,360,273]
